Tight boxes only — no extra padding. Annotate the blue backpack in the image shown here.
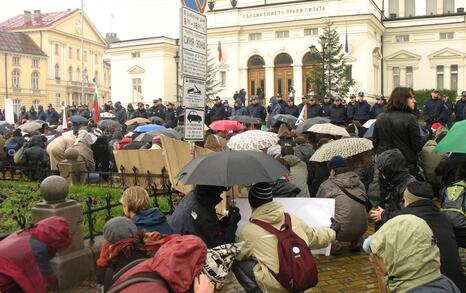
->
[5,139,20,157]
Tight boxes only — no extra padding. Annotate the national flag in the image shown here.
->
[344,26,349,54]
[93,83,100,125]
[218,40,223,62]
[62,102,68,130]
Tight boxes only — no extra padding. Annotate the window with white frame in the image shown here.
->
[13,99,21,117]
[55,64,60,79]
[304,28,318,36]
[220,71,227,87]
[248,33,262,41]
[393,67,400,87]
[32,59,39,68]
[450,65,458,90]
[436,65,444,89]
[12,56,20,65]
[405,66,413,88]
[12,70,20,88]
[31,72,39,90]
[32,99,40,110]
[132,78,142,94]
[439,32,454,39]
[276,31,290,39]
[395,35,409,42]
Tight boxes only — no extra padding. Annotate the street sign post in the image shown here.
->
[184,107,205,141]
[183,77,206,108]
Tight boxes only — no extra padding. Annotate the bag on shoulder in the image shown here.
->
[13,145,26,165]
[441,180,466,229]
[251,213,318,292]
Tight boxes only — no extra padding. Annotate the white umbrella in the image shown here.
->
[363,119,377,128]
[307,123,350,137]
[227,130,278,151]
[310,137,373,162]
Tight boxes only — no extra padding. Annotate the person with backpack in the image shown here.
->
[4,129,26,165]
[234,182,339,293]
[21,135,49,181]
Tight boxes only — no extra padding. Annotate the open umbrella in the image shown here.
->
[295,117,330,133]
[435,120,466,153]
[98,119,121,129]
[210,120,246,133]
[310,137,373,162]
[134,124,166,133]
[227,130,279,151]
[70,115,89,124]
[176,150,288,186]
[100,112,116,119]
[125,117,150,126]
[18,121,46,133]
[363,119,377,128]
[307,123,350,137]
[229,115,262,125]
[0,122,14,134]
[273,114,298,126]
[134,132,157,143]
[148,116,165,125]
[149,128,182,140]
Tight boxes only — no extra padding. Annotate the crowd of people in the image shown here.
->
[0,86,465,293]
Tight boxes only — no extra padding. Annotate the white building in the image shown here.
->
[106,36,179,105]
[206,0,466,100]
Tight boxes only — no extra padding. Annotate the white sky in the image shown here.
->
[0,0,181,40]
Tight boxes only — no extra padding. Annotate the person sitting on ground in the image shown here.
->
[281,145,310,197]
[234,182,338,293]
[393,181,466,292]
[0,216,71,293]
[71,129,95,171]
[21,135,49,180]
[363,215,461,293]
[120,186,172,235]
[169,185,241,248]
[316,156,368,248]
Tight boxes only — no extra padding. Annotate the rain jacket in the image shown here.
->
[131,208,173,235]
[316,171,368,242]
[0,217,71,293]
[22,135,49,180]
[418,140,446,188]
[267,97,284,127]
[353,100,371,121]
[46,134,76,170]
[282,154,310,197]
[110,235,207,293]
[370,215,459,293]
[237,201,335,293]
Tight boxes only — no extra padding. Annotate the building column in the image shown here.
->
[400,67,406,87]
[444,65,451,90]
[265,66,274,98]
[239,67,248,93]
[293,64,303,98]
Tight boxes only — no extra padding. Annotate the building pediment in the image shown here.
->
[386,50,421,61]
[428,48,464,60]
[127,65,145,74]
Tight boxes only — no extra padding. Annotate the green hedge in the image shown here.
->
[414,89,458,110]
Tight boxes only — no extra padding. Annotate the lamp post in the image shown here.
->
[174,51,180,104]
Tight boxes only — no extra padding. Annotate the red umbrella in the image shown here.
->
[209,120,246,132]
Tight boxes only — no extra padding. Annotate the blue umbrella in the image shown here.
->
[134,124,166,133]
[364,124,375,138]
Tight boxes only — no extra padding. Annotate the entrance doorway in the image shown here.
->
[247,55,265,101]
[274,53,293,99]
[302,51,320,96]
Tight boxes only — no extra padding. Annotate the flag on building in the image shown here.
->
[344,26,349,54]
[93,84,100,125]
[218,40,223,62]
[62,102,68,130]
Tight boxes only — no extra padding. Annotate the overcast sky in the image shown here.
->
[0,0,180,40]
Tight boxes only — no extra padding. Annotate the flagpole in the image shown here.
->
[81,0,84,106]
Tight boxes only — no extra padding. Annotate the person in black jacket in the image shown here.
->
[164,102,177,128]
[424,89,448,129]
[46,105,60,125]
[126,103,136,120]
[246,97,266,121]
[113,102,127,124]
[353,92,371,125]
[223,100,232,118]
[329,97,347,126]
[91,128,111,181]
[149,98,166,120]
[25,106,38,121]
[373,87,425,177]
[442,94,454,128]
[37,105,48,121]
[282,98,299,117]
[21,135,49,180]
[210,97,226,122]
[321,95,333,117]
[394,181,466,292]
[232,99,248,116]
[454,91,466,121]
[370,95,386,119]
[134,103,148,118]
[304,96,323,119]
[346,94,356,120]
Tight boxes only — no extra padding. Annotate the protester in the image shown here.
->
[71,129,95,171]
[293,135,315,163]
[232,99,247,116]
[0,216,71,293]
[91,128,111,178]
[273,158,301,197]
[46,105,60,125]
[281,145,310,197]
[113,102,127,124]
[126,103,136,120]
[21,135,49,180]
[223,100,232,117]
[346,94,356,120]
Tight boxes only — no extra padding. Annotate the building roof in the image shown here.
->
[0,31,47,56]
[0,9,78,30]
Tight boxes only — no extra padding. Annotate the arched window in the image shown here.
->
[31,72,39,90]
[247,55,265,68]
[12,70,20,88]
[274,53,293,66]
[54,64,60,79]
[76,68,81,82]
[68,66,73,81]
[302,52,320,65]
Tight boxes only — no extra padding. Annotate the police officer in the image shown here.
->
[329,96,347,126]
[321,94,333,117]
[455,91,466,121]
[353,91,371,125]
[370,95,387,119]
[424,89,448,129]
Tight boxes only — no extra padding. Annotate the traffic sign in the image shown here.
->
[182,49,207,79]
[184,107,205,141]
[182,27,207,55]
[183,77,206,108]
[181,7,207,33]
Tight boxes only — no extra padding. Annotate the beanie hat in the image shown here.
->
[248,182,273,208]
[203,242,243,289]
[103,216,138,243]
[327,155,348,170]
[403,182,434,207]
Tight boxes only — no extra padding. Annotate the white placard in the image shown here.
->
[182,27,207,55]
[182,49,207,79]
[184,107,205,141]
[181,7,207,34]
[4,98,15,124]
[235,198,335,256]
[183,77,206,108]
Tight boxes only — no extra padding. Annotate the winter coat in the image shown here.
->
[232,106,248,116]
[373,108,425,164]
[267,97,284,127]
[394,200,466,292]
[0,217,70,293]
[346,102,355,120]
[46,109,60,125]
[301,103,323,119]
[293,143,315,163]
[316,172,368,242]
[46,134,76,170]
[353,100,371,121]
[169,190,237,248]
[37,111,47,122]
[370,215,459,293]
[308,162,330,197]
[149,105,166,120]
[321,103,332,117]
[25,111,38,121]
[237,201,336,293]
[131,208,173,235]
[210,103,226,122]
[164,109,176,128]
[418,140,446,188]
[370,103,386,119]
[134,109,148,118]
[113,106,127,124]
[272,179,301,197]
[71,142,95,171]
[91,136,110,173]
[424,98,448,125]
[225,106,233,117]
[329,104,347,125]
[282,104,299,117]
[246,104,267,121]
[110,235,207,293]
[22,136,49,180]
[455,99,466,121]
[127,109,136,120]
[282,155,310,197]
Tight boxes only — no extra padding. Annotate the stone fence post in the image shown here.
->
[58,148,86,185]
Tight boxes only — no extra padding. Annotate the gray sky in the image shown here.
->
[0,0,180,40]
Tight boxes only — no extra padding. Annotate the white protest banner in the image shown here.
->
[235,198,335,255]
[4,99,15,124]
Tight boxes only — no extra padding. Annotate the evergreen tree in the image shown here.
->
[205,49,222,104]
[307,22,354,98]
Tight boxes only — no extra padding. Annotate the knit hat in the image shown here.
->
[327,155,348,170]
[103,216,138,243]
[403,181,434,207]
[248,182,273,208]
[203,242,243,289]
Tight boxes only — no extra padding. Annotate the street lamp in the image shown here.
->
[174,51,180,104]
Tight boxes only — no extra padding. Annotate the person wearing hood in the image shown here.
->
[0,216,71,293]
[232,99,248,116]
[91,128,111,180]
[169,185,241,248]
[234,182,338,293]
[21,135,49,180]
[393,181,466,292]
[120,186,172,235]
[316,156,368,245]
[267,96,284,128]
[113,102,127,124]
[370,95,387,119]
[71,129,95,171]
[276,124,294,146]
[46,133,76,171]
[364,215,460,293]
[370,149,416,225]
[281,145,310,197]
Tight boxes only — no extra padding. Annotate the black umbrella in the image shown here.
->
[0,122,14,134]
[70,115,89,124]
[149,128,182,140]
[98,119,121,129]
[295,117,330,133]
[273,114,298,126]
[148,116,165,125]
[229,115,262,125]
[176,150,288,187]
